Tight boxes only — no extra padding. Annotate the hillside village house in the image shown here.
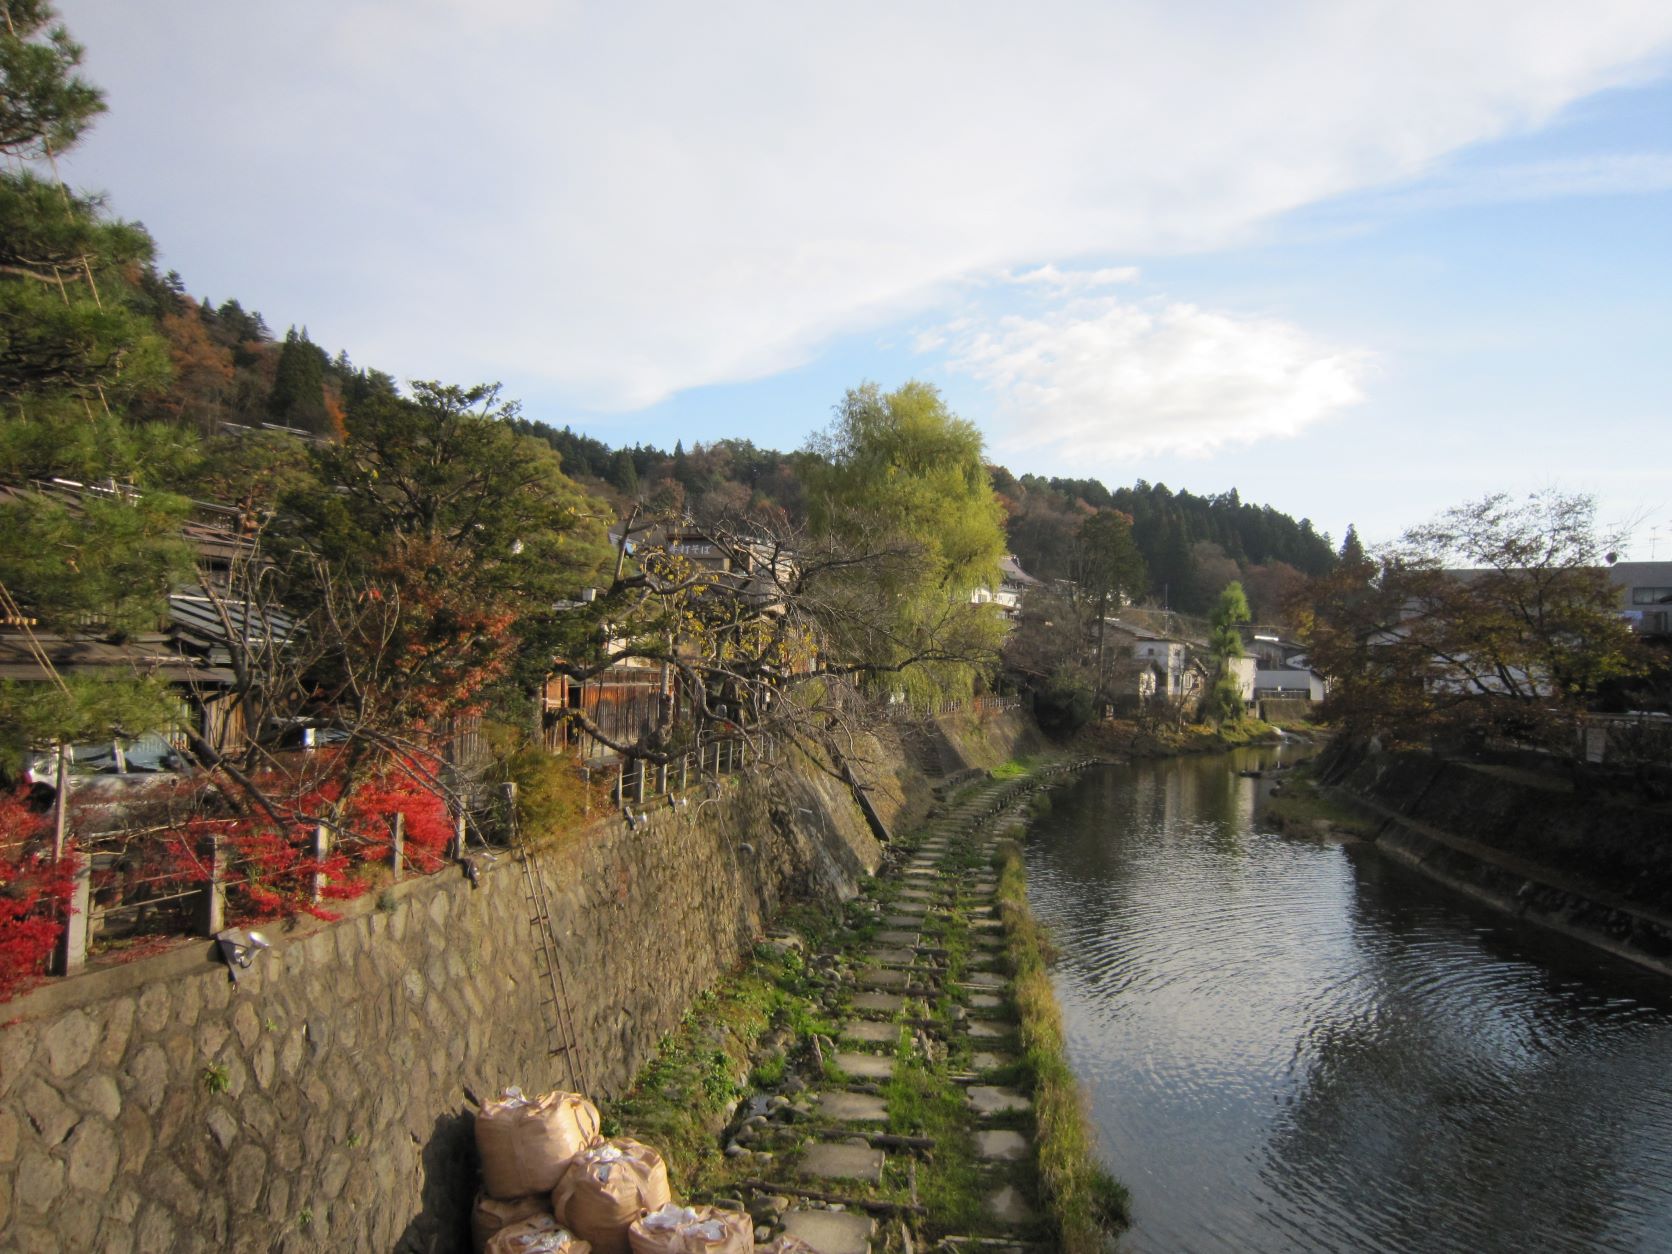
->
[1246,630,1329,702]
[544,517,801,759]
[971,555,1042,615]
[0,483,276,786]
[1103,622,1207,704]
[1611,561,1672,637]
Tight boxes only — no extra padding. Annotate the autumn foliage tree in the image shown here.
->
[1298,491,1644,754]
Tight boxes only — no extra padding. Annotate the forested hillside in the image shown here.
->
[513,417,1340,622]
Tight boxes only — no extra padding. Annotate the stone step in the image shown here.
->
[966,1085,1032,1116]
[817,1090,889,1123]
[987,1185,1037,1224]
[798,1141,886,1185]
[975,1129,1030,1161]
[841,1019,900,1045]
[849,991,906,1015]
[833,1051,894,1081]
[873,930,918,946]
[856,967,909,991]
[781,1208,875,1254]
[865,947,916,968]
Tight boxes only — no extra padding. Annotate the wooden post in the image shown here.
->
[51,741,70,862]
[634,761,646,806]
[679,754,688,792]
[656,761,668,797]
[311,824,331,903]
[389,812,405,881]
[56,859,91,975]
[500,782,518,842]
[197,833,226,936]
[615,763,624,810]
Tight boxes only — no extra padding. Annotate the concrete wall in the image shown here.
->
[0,754,880,1254]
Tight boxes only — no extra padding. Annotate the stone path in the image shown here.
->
[748,768,1082,1252]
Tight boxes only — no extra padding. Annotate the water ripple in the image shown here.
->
[1026,753,1672,1254]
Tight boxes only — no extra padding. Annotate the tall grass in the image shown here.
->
[995,838,1131,1251]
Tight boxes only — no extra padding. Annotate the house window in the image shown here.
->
[1631,587,1672,605]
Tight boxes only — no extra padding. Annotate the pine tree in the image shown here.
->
[268,325,328,431]
[1339,524,1366,567]
[0,0,104,159]
[0,2,193,748]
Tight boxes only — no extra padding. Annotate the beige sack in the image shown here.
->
[628,1203,753,1254]
[551,1138,673,1254]
[484,1213,594,1254]
[477,1088,602,1199]
[473,1192,552,1254]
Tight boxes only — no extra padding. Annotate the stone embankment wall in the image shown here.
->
[1257,697,1314,725]
[1334,749,1672,976]
[0,752,882,1253]
[866,706,1045,835]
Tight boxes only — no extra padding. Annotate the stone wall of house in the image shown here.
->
[0,754,882,1254]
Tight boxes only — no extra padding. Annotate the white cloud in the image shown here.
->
[53,1,1672,410]
[1007,265,1142,294]
[941,297,1373,459]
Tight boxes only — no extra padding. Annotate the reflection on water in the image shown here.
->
[1025,750,1672,1254]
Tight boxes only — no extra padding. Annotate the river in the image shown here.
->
[1023,747,1672,1254]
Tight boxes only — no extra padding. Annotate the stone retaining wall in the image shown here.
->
[0,755,881,1253]
[1333,747,1672,976]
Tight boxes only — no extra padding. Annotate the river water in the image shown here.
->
[1023,748,1672,1254]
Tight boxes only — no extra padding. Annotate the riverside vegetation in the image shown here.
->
[597,763,1126,1252]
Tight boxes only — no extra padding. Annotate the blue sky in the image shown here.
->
[51,1,1672,552]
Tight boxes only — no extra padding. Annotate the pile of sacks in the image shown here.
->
[472,1087,819,1254]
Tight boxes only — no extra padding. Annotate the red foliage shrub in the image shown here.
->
[0,789,77,1002]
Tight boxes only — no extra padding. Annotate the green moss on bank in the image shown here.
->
[995,838,1131,1251]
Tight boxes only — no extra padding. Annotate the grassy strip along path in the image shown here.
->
[601,759,1127,1253]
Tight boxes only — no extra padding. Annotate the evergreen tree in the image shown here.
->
[1206,581,1251,725]
[609,448,640,496]
[1339,524,1366,566]
[0,0,103,159]
[0,2,193,750]
[268,325,328,431]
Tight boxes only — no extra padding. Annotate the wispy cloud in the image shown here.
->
[1330,152,1672,218]
[1006,265,1142,294]
[939,297,1373,459]
[58,0,1672,410]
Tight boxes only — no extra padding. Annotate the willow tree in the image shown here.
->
[800,380,1007,706]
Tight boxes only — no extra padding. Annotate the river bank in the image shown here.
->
[599,760,1125,1252]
